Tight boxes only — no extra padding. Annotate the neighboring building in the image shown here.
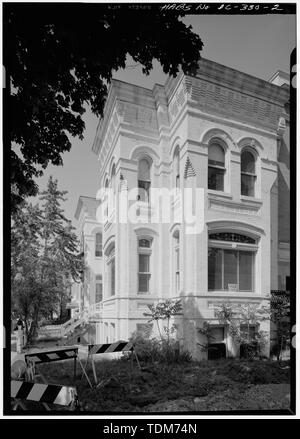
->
[70,196,103,343]
[73,58,289,359]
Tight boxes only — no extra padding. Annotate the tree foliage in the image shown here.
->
[4,4,203,211]
[11,177,84,343]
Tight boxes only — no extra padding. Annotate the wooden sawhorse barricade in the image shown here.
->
[25,346,80,382]
[82,341,140,388]
[11,380,80,411]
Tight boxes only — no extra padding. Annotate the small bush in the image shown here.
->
[129,331,192,364]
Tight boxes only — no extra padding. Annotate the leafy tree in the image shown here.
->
[11,177,84,343]
[144,299,183,344]
[4,4,203,211]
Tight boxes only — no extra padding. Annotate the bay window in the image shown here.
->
[208,233,256,292]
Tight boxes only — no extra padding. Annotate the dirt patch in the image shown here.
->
[36,358,291,413]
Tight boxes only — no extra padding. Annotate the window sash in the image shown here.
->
[241,173,256,197]
[110,258,115,296]
[138,253,150,293]
[208,248,254,292]
[95,282,103,303]
[138,180,151,202]
[208,166,225,191]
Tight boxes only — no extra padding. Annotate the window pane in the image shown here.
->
[139,273,150,292]
[138,180,151,202]
[208,248,223,290]
[139,239,151,248]
[139,254,149,272]
[239,251,253,291]
[224,250,238,290]
[208,143,225,166]
[176,248,180,270]
[138,159,150,180]
[95,283,103,302]
[208,167,224,191]
[95,233,103,257]
[176,271,180,292]
[241,151,255,173]
[241,174,255,196]
[111,258,115,295]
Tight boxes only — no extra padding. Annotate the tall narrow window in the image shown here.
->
[95,233,102,257]
[95,274,103,303]
[208,143,225,191]
[111,257,115,296]
[138,238,152,293]
[241,150,256,196]
[107,246,115,296]
[173,230,180,293]
[110,164,116,210]
[138,158,151,203]
[104,178,109,218]
[174,148,180,189]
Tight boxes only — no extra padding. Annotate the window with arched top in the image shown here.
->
[174,147,180,189]
[241,150,256,197]
[208,142,225,191]
[138,158,151,203]
[95,232,102,257]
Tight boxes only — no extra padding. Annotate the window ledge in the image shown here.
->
[240,196,262,205]
[207,190,232,199]
[207,291,268,299]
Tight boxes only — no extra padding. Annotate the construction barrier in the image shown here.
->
[25,346,79,381]
[82,341,140,388]
[11,380,80,411]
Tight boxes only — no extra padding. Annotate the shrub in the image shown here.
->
[129,331,191,364]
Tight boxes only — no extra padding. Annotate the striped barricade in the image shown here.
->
[82,341,140,387]
[25,346,79,381]
[11,380,80,411]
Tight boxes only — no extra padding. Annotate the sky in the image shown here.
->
[29,13,296,226]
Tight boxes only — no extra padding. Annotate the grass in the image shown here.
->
[35,357,291,412]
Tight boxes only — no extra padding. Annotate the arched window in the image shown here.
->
[138,238,152,293]
[208,142,225,191]
[95,274,103,303]
[174,147,180,189]
[138,158,151,203]
[173,230,180,293]
[208,232,256,292]
[241,150,256,197]
[95,232,102,257]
